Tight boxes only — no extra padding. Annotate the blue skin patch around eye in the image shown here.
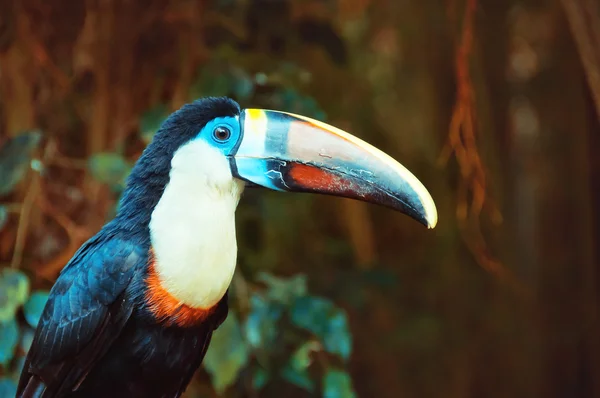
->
[194,114,284,191]
[195,116,241,156]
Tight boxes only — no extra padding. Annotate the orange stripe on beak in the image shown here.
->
[288,163,338,190]
[288,163,369,199]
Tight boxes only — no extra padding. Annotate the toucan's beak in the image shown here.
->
[231,109,438,228]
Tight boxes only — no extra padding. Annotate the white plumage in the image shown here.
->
[149,139,245,309]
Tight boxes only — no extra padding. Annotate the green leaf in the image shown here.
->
[0,378,17,397]
[244,293,283,349]
[322,369,356,398]
[0,318,19,367]
[280,363,315,393]
[1,269,30,304]
[88,153,131,191]
[19,327,34,353]
[0,205,8,232]
[139,104,169,144]
[257,272,307,305]
[0,269,30,323]
[30,159,44,173]
[252,367,269,390]
[290,340,320,371]
[290,296,352,361]
[0,291,12,324]
[23,291,49,328]
[203,313,249,394]
[0,131,42,196]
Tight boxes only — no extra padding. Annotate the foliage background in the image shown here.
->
[0,0,599,397]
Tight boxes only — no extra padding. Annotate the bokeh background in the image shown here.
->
[0,0,599,397]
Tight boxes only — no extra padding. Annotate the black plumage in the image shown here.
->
[17,97,239,398]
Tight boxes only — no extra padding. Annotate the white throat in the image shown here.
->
[149,140,245,309]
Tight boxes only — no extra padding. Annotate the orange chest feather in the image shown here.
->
[145,250,217,328]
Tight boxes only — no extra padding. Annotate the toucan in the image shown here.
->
[17,97,437,398]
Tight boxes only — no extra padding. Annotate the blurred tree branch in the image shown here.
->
[10,171,39,269]
[440,0,518,288]
[35,193,90,280]
[561,0,600,121]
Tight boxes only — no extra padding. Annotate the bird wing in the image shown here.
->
[17,232,145,398]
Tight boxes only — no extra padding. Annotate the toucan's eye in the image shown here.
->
[213,126,231,142]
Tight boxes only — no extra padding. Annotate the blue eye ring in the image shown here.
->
[212,125,231,142]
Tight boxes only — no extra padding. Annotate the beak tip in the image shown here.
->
[427,217,437,229]
[420,194,438,230]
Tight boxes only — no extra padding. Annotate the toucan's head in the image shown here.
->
[130,97,437,229]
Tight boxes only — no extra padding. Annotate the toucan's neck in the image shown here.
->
[148,170,243,309]
[146,140,245,309]
[114,144,172,243]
